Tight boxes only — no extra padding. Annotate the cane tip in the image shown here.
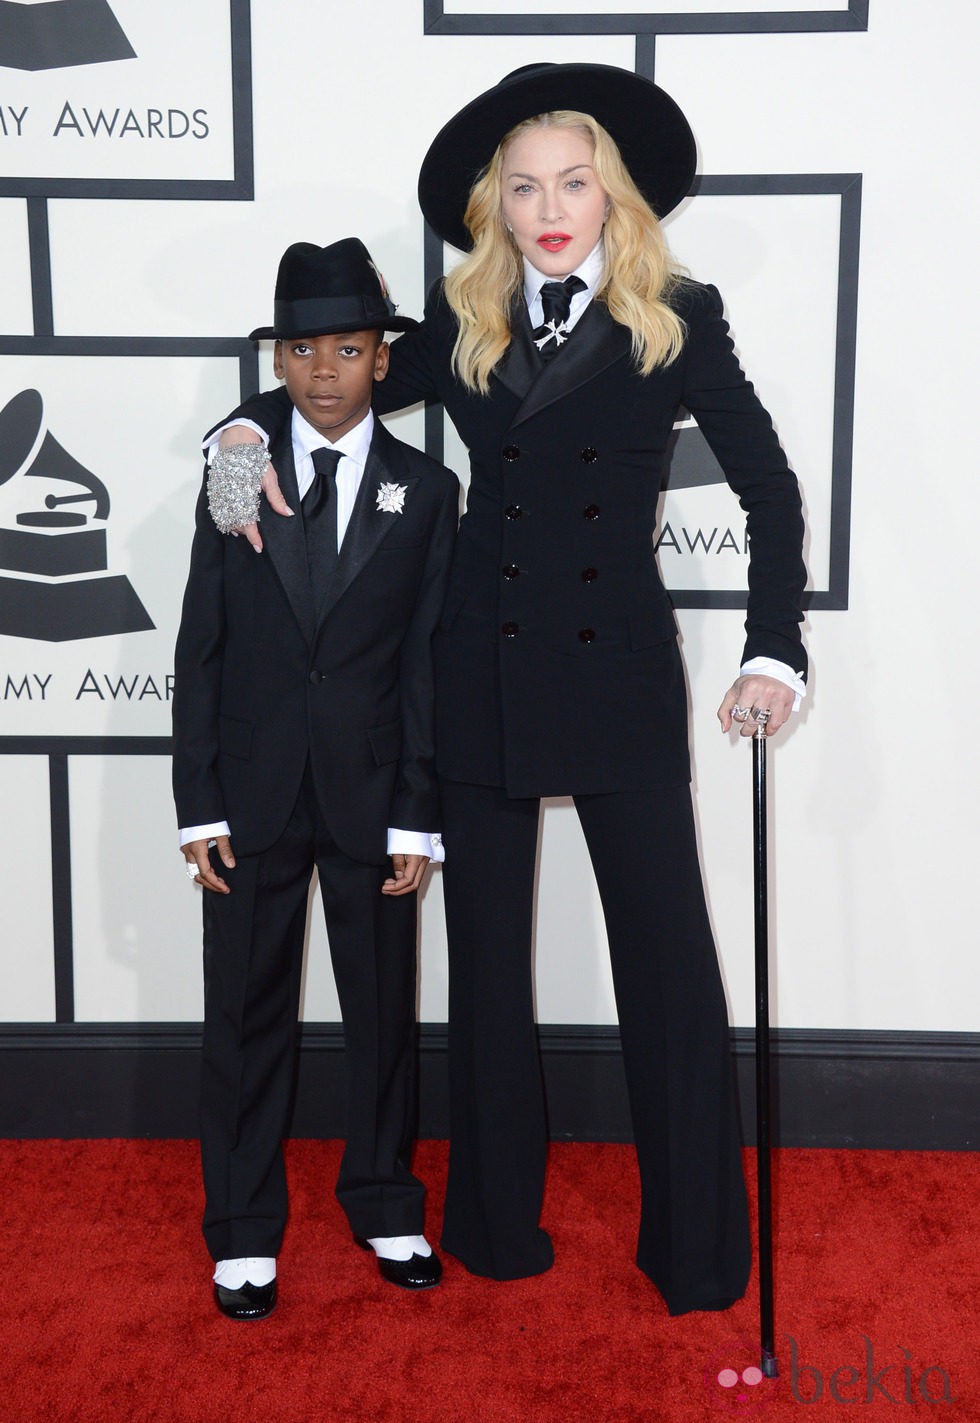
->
[761,1351,778,1379]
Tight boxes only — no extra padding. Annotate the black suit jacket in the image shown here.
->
[173,417,459,862]
[210,280,806,798]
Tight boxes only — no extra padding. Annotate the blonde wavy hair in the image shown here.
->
[443,110,687,394]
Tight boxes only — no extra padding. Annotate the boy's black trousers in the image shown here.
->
[199,771,425,1262]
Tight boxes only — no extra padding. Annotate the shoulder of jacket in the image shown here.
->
[670,276,725,322]
[423,277,461,330]
[424,276,450,311]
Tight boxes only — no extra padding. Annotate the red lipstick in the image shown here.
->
[537,232,572,252]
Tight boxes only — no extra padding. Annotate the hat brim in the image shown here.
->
[248,315,418,341]
[418,63,697,252]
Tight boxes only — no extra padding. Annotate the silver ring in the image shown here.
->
[185,862,199,881]
[753,708,772,726]
[732,705,750,722]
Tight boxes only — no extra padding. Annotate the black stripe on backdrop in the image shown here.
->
[423,3,870,37]
[48,754,75,1022]
[27,198,54,339]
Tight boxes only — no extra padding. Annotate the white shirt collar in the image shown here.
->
[522,239,606,308]
[291,406,374,470]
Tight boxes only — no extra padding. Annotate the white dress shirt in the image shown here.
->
[290,404,371,545]
[182,408,443,862]
[522,239,605,335]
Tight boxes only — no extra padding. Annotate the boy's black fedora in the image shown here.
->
[250,237,418,340]
[418,62,697,253]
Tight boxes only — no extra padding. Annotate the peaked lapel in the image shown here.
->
[494,296,544,400]
[260,423,316,645]
[315,422,419,626]
[497,298,633,428]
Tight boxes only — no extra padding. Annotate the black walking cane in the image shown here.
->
[752,717,777,1378]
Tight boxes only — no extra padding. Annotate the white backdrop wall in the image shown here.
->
[1,1,977,1036]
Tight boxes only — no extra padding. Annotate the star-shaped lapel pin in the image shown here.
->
[376,482,407,514]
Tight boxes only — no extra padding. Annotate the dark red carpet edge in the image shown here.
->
[3,1142,976,1422]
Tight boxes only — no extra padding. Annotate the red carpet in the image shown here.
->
[3,1141,977,1421]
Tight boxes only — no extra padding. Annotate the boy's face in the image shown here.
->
[274,329,389,440]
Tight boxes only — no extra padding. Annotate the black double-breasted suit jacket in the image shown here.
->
[217,279,806,800]
[173,417,459,863]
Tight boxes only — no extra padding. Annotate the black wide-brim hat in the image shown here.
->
[418,63,697,252]
[249,236,418,341]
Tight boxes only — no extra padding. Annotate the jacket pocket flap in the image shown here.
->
[218,715,253,760]
[367,718,402,767]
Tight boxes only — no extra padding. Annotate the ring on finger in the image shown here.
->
[185,862,199,881]
[753,707,772,726]
[732,704,750,722]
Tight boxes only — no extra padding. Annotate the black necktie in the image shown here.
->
[531,275,587,361]
[303,445,342,596]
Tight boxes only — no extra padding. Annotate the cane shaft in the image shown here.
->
[753,727,777,1377]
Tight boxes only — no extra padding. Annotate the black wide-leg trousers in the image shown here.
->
[439,778,750,1315]
[199,774,425,1262]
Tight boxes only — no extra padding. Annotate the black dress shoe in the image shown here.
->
[353,1236,442,1289]
[213,1277,277,1320]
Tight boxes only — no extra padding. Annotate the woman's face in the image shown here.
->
[499,125,609,277]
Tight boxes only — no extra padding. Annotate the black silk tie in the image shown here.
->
[531,275,587,361]
[303,445,342,595]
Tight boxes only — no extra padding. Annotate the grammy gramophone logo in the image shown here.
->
[0,388,154,642]
[0,0,135,73]
[666,408,726,494]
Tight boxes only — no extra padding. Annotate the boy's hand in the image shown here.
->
[217,426,291,552]
[183,835,235,894]
[381,854,429,896]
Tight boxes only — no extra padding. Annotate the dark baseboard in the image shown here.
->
[1,1024,977,1149]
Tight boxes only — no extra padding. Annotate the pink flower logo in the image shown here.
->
[703,1339,780,1412]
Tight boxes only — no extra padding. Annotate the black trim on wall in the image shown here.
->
[635,32,657,79]
[2,737,174,755]
[422,225,446,466]
[48,754,74,1022]
[26,197,54,337]
[0,336,258,359]
[423,3,869,36]
[1,1025,976,1150]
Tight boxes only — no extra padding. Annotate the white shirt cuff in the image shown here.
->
[182,822,444,861]
[179,821,230,850]
[202,420,269,461]
[739,657,806,713]
[387,828,445,863]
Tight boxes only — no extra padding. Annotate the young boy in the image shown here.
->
[172,238,458,1320]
